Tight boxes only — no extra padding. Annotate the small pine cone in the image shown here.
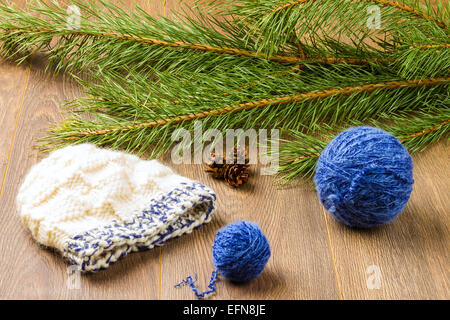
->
[205,148,250,183]
[224,164,249,188]
[205,163,225,179]
[225,147,249,165]
[205,152,226,179]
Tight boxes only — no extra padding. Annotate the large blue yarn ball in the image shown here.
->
[212,221,271,282]
[314,127,414,228]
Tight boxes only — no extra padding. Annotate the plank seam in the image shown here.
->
[159,246,162,300]
[322,207,343,300]
[158,0,167,301]
[0,64,31,199]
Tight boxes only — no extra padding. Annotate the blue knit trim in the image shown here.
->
[63,182,216,272]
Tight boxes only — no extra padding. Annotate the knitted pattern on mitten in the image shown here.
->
[17,144,216,272]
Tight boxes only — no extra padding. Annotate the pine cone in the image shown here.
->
[224,164,249,188]
[225,147,249,165]
[205,148,250,187]
[205,152,226,178]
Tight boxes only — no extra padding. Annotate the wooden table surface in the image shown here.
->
[0,0,449,300]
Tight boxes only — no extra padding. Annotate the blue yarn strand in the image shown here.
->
[174,270,218,299]
[175,221,270,298]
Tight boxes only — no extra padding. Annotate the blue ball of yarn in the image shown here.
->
[314,127,414,228]
[212,221,271,282]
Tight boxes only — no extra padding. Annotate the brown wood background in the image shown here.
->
[0,0,448,300]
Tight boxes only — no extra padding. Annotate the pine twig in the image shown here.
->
[372,0,447,30]
[64,77,449,140]
[272,0,310,13]
[411,43,450,50]
[291,117,450,163]
[399,118,450,141]
[273,110,449,185]
[296,41,306,60]
[271,0,448,30]
[2,27,387,66]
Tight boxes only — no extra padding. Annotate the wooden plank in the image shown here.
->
[156,0,340,299]
[325,141,450,299]
[0,0,31,190]
[0,0,40,183]
[0,0,167,300]
[0,54,162,299]
[0,61,30,198]
[0,0,448,300]
[160,163,340,299]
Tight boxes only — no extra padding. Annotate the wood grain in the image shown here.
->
[160,163,339,299]
[325,142,450,299]
[0,61,30,198]
[0,0,448,300]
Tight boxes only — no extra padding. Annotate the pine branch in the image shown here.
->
[272,0,309,13]
[59,58,447,127]
[271,0,447,30]
[217,0,449,58]
[399,119,450,140]
[388,112,450,152]
[292,117,450,161]
[0,0,261,73]
[393,46,450,79]
[53,77,450,140]
[38,59,448,160]
[0,0,392,78]
[372,0,447,30]
[0,0,446,182]
[2,26,387,66]
[275,107,450,183]
[412,43,450,50]
[0,0,446,81]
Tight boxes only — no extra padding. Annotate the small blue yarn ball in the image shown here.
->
[314,127,414,228]
[212,221,271,282]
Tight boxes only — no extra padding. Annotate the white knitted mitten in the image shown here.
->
[17,144,216,272]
